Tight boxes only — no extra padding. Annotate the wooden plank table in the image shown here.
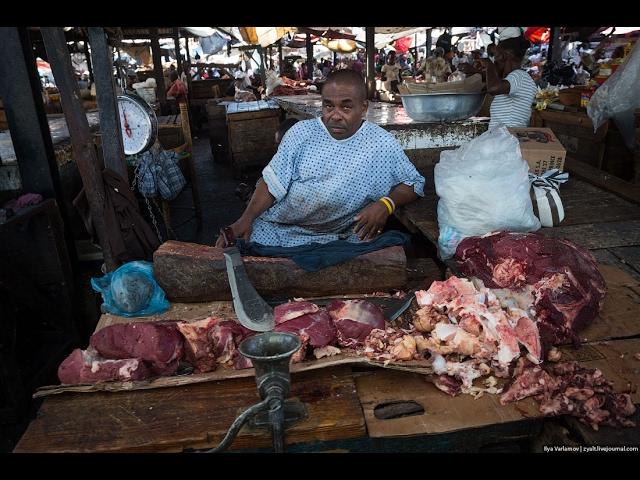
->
[14,366,365,453]
[14,165,640,451]
[14,264,640,452]
[395,166,640,281]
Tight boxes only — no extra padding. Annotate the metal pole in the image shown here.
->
[426,28,432,55]
[366,27,375,100]
[87,27,127,182]
[41,27,117,271]
[278,39,283,72]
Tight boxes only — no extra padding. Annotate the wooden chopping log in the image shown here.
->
[154,241,407,302]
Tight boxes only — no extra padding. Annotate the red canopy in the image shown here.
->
[394,36,412,54]
[525,27,550,44]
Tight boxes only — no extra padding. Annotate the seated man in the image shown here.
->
[216,69,425,249]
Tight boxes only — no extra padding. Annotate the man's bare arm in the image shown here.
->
[215,180,275,247]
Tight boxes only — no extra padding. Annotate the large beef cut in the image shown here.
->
[455,232,606,346]
[275,310,337,348]
[58,347,152,384]
[274,301,320,325]
[90,322,184,376]
[327,300,387,347]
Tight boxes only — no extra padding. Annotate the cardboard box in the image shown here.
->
[508,127,566,175]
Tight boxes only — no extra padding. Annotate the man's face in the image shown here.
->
[321,82,368,140]
[388,54,396,65]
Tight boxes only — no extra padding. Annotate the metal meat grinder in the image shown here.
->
[202,332,307,453]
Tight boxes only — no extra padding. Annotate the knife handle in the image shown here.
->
[221,226,237,247]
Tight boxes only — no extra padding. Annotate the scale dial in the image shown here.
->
[117,94,158,155]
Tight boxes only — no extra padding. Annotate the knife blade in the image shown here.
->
[223,246,275,332]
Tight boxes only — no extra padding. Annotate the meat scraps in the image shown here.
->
[415,276,537,370]
[58,347,152,384]
[455,231,606,345]
[327,299,387,347]
[177,317,219,373]
[176,317,255,373]
[501,359,636,430]
[90,322,184,376]
[363,327,423,363]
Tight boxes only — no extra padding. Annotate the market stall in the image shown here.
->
[5,25,640,455]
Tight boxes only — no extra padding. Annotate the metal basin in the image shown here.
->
[399,92,486,123]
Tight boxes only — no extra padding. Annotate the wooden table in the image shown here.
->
[13,165,640,452]
[395,165,640,281]
[14,366,365,453]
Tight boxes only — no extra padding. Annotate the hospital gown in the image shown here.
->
[252,117,425,247]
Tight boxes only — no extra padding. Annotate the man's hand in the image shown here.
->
[353,202,390,241]
[215,215,254,247]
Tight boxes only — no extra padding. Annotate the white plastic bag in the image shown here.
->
[587,40,640,149]
[435,126,541,259]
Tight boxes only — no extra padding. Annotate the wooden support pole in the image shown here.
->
[306,33,313,80]
[278,39,283,72]
[366,27,376,100]
[173,27,183,74]
[0,27,61,200]
[83,37,94,84]
[87,27,127,183]
[548,26,563,64]
[426,28,432,55]
[0,27,78,265]
[184,35,192,89]
[41,27,117,271]
[150,27,167,115]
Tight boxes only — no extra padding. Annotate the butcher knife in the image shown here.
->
[221,227,275,332]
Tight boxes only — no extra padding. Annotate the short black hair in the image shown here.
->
[498,36,531,60]
[323,69,367,100]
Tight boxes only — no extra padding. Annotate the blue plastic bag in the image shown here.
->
[91,261,170,317]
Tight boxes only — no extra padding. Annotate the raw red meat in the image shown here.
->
[501,360,636,430]
[274,310,337,348]
[274,301,320,325]
[90,322,184,376]
[327,299,387,347]
[177,318,219,373]
[58,347,152,385]
[455,232,606,345]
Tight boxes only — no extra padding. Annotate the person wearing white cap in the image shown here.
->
[460,28,536,128]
